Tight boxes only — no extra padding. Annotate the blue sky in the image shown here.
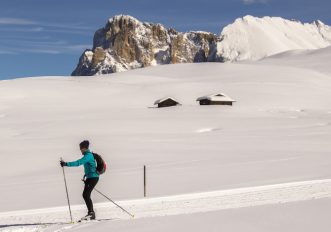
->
[0,0,330,79]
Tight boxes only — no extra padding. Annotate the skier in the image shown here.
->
[60,140,99,221]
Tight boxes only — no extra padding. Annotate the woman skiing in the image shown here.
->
[60,140,99,220]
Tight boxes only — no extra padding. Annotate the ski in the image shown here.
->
[76,218,115,223]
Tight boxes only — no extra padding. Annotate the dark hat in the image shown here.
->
[79,140,90,149]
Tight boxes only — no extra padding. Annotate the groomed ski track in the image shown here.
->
[1,179,331,232]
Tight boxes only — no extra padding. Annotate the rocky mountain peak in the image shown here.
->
[72,15,220,76]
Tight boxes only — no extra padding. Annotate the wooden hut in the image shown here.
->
[154,97,181,108]
[196,93,235,106]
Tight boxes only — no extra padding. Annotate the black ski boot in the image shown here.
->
[89,211,96,220]
[80,211,96,221]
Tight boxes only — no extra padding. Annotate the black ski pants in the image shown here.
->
[83,177,99,213]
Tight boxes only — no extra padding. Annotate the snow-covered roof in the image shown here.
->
[154,97,180,105]
[196,93,236,102]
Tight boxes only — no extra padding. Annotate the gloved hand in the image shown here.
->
[81,175,86,183]
[60,160,67,167]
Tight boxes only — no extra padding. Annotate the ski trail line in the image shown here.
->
[1,179,331,231]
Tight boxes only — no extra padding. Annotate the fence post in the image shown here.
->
[144,165,146,197]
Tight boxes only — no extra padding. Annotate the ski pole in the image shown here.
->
[94,188,135,218]
[61,157,73,223]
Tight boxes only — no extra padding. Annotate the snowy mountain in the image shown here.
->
[72,15,331,76]
[218,16,331,61]
[72,15,220,76]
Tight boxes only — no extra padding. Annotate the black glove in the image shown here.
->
[60,160,67,167]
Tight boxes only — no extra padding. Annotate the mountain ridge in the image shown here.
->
[72,15,331,76]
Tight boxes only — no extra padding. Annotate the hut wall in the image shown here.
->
[210,101,233,106]
[199,100,233,106]
[199,99,211,105]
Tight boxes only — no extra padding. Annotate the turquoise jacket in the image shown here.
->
[67,150,99,179]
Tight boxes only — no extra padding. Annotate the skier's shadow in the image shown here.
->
[0,222,69,228]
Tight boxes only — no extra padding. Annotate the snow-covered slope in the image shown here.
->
[259,46,331,75]
[217,16,331,61]
[1,48,331,231]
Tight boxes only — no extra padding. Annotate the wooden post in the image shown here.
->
[144,165,146,197]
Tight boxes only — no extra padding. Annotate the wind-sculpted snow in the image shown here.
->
[1,179,331,231]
